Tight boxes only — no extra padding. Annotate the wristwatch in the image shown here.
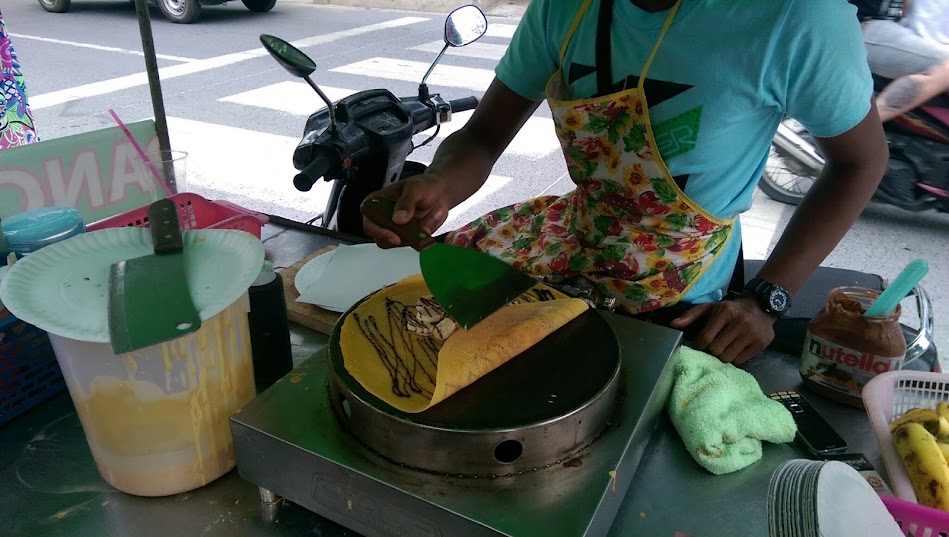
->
[744,278,792,317]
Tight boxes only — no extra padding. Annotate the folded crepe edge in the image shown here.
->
[428,297,590,409]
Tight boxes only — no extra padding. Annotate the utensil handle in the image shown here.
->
[360,196,436,251]
[148,198,184,254]
[865,259,929,317]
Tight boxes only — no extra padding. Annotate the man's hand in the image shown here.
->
[362,176,453,248]
[669,297,776,365]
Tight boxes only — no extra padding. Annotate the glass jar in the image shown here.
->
[800,287,906,408]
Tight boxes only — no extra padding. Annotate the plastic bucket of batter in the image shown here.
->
[47,294,255,497]
[0,226,265,497]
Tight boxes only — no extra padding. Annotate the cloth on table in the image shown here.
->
[666,345,797,475]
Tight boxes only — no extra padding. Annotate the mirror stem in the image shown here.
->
[420,43,449,90]
[305,76,337,131]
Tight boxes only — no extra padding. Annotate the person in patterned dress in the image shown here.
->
[364,0,889,365]
[0,9,39,150]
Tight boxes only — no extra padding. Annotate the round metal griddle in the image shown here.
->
[328,294,621,478]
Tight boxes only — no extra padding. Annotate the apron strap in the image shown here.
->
[596,0,615,96]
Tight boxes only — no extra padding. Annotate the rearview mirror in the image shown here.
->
[444,5,487,47]
[260,34,316,78]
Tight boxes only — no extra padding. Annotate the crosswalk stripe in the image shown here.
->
[219,82,354,114]
[218,82,558,160]
[438,174,513,233]
[30,17,429,110]
[330,57,495,92]
[437,111,559,160]
[411,40,508,61]
[486,24,517,39]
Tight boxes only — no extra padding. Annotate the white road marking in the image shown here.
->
[219,82,355,115]
[411,40,508,61]
[164,116,333,221]
[438,174,513,233]
[486,24,517,39]
[219,83,558,160]
[30,17,429,110]
[436,111,559,160]
[331,57,495,92]
[740,189,788,259]
[9,33,197,63]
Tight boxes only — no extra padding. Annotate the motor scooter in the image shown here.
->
[260,4,485,237]
[764,74,949,213]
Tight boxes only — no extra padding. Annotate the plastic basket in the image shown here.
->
[0,310,65,427]
[882,494,949,536]
[86,193,269,239]
[864,370,949,505]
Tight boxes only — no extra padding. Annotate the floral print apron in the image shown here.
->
[445,0,734,315]
[0,10,38,149]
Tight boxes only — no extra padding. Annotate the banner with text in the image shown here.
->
[0,120,165,223]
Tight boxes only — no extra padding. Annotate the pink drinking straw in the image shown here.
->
[108,109,173,197]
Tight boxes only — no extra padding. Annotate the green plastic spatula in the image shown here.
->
[361,196,537,329]
[865,259,929,318]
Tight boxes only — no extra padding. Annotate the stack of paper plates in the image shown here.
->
[768,459,903,536]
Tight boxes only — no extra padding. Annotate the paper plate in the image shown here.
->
[0,227,265,343]
[816,461,902,536]
[294,248,336,295]
[296,243,421,313]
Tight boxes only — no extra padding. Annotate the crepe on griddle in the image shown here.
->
[339,274,589,413]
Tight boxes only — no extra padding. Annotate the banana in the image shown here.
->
[938,442,949,465]
[890,408,949,437]
[894,422,949,511]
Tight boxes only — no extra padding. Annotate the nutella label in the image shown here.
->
[800,332,905,399]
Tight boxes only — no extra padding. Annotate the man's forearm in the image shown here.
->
[425,127,498,208]
[756,153,887,295]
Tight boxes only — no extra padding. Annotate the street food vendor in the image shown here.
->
[363,0,889,365]
[0,9,38,149]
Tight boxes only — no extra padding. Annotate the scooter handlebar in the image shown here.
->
[293,150,337,192]
[448,96,479,113]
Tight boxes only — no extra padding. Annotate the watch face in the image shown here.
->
[769,289,790,312]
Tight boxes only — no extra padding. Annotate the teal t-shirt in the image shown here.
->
[495,0,873,304]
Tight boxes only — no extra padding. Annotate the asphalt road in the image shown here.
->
[5,0,949,355]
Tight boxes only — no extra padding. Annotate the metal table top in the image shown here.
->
[0,223,888,537]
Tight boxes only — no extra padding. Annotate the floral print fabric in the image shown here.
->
[0,10,38,149]
[445,6,734,315]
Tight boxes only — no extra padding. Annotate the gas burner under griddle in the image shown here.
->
[328,308,621,478]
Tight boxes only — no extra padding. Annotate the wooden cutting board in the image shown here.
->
[281,245,341,335]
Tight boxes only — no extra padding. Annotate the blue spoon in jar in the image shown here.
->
[864,259,929,318]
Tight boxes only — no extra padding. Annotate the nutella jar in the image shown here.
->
[800,287,907,408]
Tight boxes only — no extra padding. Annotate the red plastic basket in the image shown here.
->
[882,494,949,536]
[87,193,269,238]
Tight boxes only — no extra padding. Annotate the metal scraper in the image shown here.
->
[361,196,536,329]
[108,198,201,354]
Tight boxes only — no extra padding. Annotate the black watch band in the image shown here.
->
[744,278,792,317]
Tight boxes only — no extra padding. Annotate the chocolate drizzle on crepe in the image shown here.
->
[351,288,559,398]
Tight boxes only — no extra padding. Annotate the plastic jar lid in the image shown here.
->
[3,207,85,255]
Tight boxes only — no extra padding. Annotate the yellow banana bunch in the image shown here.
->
[890,407,949,437]
[894,421,949,511]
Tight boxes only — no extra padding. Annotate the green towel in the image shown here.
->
[666,346,797,475]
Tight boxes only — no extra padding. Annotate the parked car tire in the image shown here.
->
[242,0,276,12]
[37,0,71,13]
[158,0,202,23]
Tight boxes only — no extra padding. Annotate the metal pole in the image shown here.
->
[133,0,178,193]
